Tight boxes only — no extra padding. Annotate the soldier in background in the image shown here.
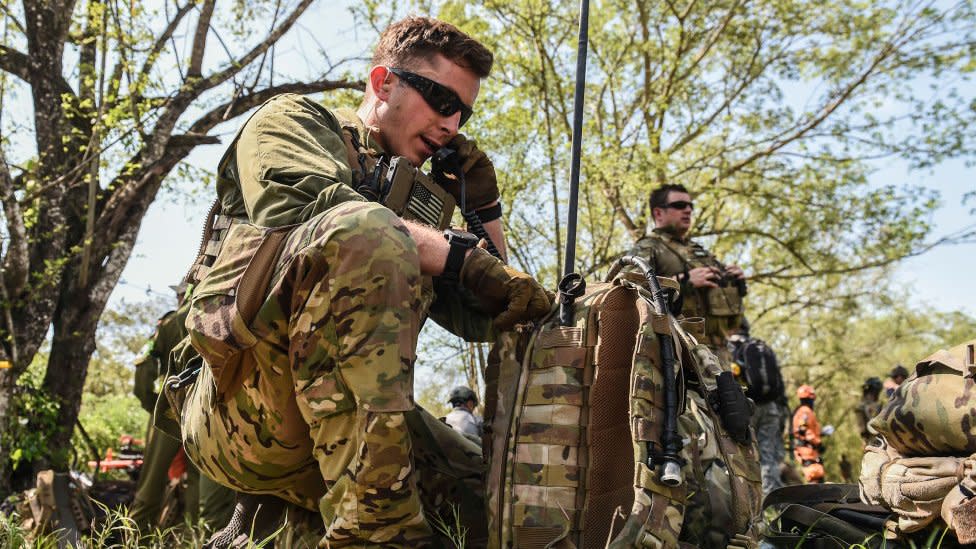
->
[729,319,787,496]
[625,183,746,362]
[130,299,199,532]
[884,364,910,399]
[792,384,825,483]
[854,377,883,445]
[444,386,482,444]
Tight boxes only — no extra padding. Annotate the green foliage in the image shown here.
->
[4,360,60,472]
[74,393,148,462]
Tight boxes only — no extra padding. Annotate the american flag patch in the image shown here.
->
[406,182,444,226]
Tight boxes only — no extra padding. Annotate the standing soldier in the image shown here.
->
[792,385,825,483]
[854,377,883,445]
[624,184,746,362]
[178,16,550,548]
[729,320,788,496]
[884,364,910,399]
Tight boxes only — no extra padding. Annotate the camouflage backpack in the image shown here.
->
[857,338,976,543]
[483,264,762,549]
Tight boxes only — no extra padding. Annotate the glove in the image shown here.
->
[942,453,976,543]
[881,455,963,533]
[433,133,499,211]
[460,247,551,330]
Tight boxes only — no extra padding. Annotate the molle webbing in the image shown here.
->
[509,321,591,548]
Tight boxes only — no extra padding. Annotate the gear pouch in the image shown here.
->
[185,222,294,402]
[704,286,743,317]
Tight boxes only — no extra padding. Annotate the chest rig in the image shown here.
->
[337,119,456,231]
[648,233,745,328]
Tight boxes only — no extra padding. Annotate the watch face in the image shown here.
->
[446,229,479,247]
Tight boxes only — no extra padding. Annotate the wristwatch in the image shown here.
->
[442,229,479,282]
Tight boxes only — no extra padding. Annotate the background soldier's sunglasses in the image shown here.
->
[663,200,694,211]
[389,68,473,128]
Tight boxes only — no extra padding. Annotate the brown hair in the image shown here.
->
[373,16,493,78]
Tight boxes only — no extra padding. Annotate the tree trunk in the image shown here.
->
[0,369,17,496]
[41,299,101,471]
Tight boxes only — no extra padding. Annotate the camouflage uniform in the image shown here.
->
[625,228,744,361]
[181,94,492,547]
[859,339,976,543]
[131,302,236,532]
[792,404,824,483]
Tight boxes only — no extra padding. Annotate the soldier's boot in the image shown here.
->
[203,493,287,549]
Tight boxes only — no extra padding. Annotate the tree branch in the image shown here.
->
[187,0,215,78]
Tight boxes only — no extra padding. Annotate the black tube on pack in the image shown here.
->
[611,255,683,486]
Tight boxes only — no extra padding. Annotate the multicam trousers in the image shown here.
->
[752,400,786,496]
[182,201,484,547]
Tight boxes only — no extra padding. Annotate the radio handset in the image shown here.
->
[431,147,503,260]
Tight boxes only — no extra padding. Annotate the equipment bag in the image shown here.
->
[762,484,891,549]
[870,339,976,457]
[484,271,762,549]
[732,337,785,404]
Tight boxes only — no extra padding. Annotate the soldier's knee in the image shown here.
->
[320,202,419,276]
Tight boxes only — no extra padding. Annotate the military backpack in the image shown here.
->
[483,265,762,549]
[730,337,784,405]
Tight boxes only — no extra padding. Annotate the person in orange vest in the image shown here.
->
[792,384,825,483]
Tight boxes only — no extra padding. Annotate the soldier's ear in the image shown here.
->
[369,66,394,101]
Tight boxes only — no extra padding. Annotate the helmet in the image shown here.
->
[890,364,909,379]
[797,384,816,400]
[862,377,883,393]
[448,386,478,406]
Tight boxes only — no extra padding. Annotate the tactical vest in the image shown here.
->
[484,271,761,549]
[638,232,743,345]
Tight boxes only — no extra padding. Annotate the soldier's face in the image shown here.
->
[653,191,693,234]
[370,54,481,165]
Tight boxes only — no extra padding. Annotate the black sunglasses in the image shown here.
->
[388,68,473,127]
[664,200,694,211]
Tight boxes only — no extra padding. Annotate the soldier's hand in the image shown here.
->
[725,264,746,279]
[460,247,551,330]
[688,266,720,288]
[434,133,499,211]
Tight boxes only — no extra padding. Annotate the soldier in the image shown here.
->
[625,183,746,361]
[792,384,825,483]
[131,295,236,534]
[179,16,551,547]
[854,376,883,445]
[729,320,788,496]
[444,385,482,444]
[884,364,909,398]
